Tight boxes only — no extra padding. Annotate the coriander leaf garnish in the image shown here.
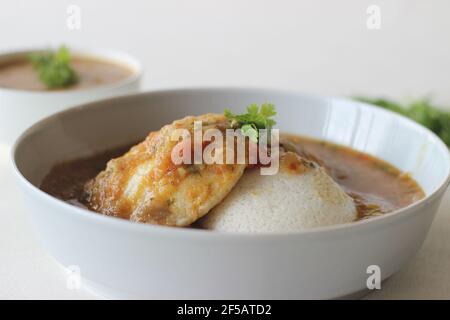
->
[224,103,277,142]
[355,96,450,147]
[29,46,78,89]
[241,123,259,143]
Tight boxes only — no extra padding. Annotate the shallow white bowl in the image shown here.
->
[0,47,142,145]
[12,88,450,299]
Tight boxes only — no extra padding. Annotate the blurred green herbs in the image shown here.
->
[29,46,78,89]
[356,97,450,147]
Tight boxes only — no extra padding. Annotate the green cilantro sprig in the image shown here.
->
[224,103,277,142]
[29,46,78,89]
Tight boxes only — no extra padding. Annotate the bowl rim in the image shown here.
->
[10,87,450,239]
[0,46,143,95]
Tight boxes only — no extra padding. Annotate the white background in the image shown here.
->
[1,0,450,299]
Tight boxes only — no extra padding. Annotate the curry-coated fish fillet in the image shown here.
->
[84,113,246,227]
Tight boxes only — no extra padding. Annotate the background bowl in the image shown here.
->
[12,88,450,299]
[0,47,142,145]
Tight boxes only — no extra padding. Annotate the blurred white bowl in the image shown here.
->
[0,47,142,145]
[11,88,450,299]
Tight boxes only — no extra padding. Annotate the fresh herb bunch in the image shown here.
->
[224,103,277,142]
[29,46,78,89]
[356,97,450,147]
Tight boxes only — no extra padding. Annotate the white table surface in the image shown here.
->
[1,0,450,299]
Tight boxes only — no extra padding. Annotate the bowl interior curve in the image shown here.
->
[14,88,450,202]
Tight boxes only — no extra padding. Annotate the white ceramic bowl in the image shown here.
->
[12,88,450,299]
[0,48,142,145]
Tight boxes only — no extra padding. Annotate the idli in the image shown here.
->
[200,152,357,232]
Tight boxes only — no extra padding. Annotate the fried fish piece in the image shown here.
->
[84,113,246,227]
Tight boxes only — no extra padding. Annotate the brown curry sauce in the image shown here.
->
[0,57,133,91]
[40,135,425,223]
